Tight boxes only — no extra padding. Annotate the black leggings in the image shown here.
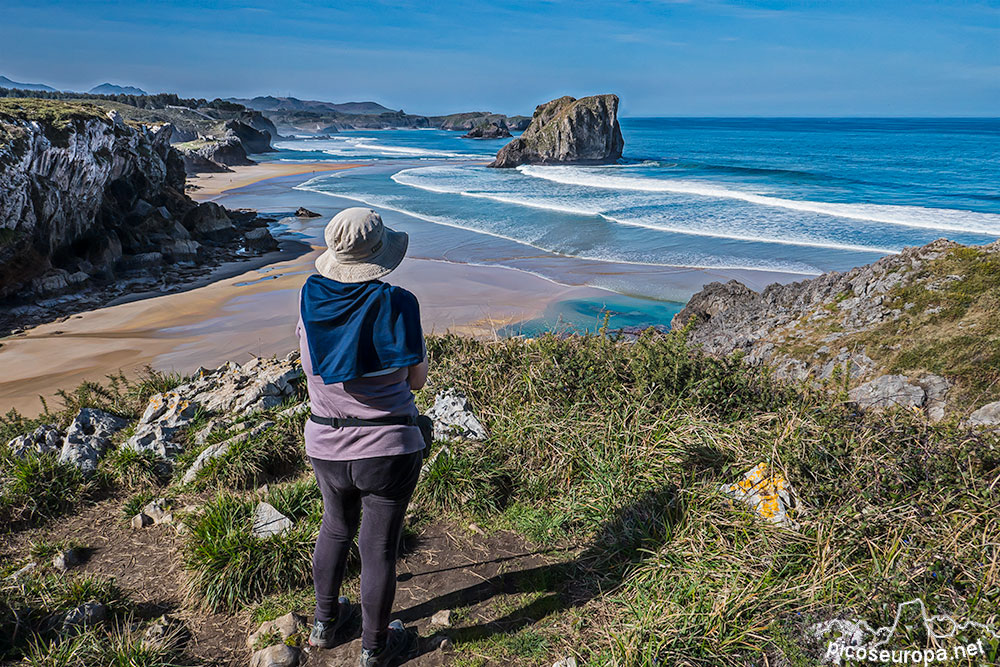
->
[310,452,422,651]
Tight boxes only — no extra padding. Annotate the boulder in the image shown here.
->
[61,601,107,633]
[7,423,63,458]
[720,463,797,526]
[489,95,624,168]
[250,644,300,667]
[968,400,1000,427]
[58,408,128,474]
[430,609,452,627]
[244,227,278,252]
[142,498,174,525]
[252,502,293,539]
[425,388,488,441]
[848,375,925,411]
[126,391,199,459]
[52,547,82,572]
[246,612,307,649]
[183,202,235,237]
[164,239,201,264]
[173,353,301,415]
[181,421,274,484]
[295,207,320,218]
[916,374,950,422]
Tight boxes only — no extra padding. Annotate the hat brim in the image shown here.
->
[315,227,409,283]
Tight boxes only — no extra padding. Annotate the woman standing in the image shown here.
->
[297,207,427,666]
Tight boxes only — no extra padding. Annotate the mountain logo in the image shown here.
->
[810,598,998,664]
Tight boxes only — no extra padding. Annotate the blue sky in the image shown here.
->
[1,0,997,116]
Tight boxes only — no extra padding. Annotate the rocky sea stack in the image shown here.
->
[489,94,624,168]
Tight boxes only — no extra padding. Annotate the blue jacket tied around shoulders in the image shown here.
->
[300,275,424,384]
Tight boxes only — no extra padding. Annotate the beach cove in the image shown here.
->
[1,161,799,416]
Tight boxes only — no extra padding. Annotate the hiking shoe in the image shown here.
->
[309,596,354,649]
[359,620,410,666]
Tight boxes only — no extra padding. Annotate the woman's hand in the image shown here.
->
[407,359,428,390]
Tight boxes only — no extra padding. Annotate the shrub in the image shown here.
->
[182,488,319,612]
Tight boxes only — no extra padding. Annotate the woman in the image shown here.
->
[297,207,427,666]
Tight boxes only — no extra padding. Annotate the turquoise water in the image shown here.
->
[256,119,1000,333]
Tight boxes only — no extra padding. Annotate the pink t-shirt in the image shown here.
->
[297,318,425,461]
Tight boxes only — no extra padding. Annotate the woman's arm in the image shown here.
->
[407,359,428,390]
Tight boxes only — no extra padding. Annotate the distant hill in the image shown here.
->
[89,83,149,96]
[0,75,56,92]
[228,96,396,115]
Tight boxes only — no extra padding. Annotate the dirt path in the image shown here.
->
[3,497,570,666]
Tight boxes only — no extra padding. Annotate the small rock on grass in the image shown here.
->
[7,561,38,580]
[52,548,82,572]
[131,512,154,529]
[252,502,293,538]
[250,643,300,667]
[143,614,189,650]
[430,609,452,628]
[247,612,307,649]
[553,658,578,667]
[61,601,107,633]
[143,498,173,525]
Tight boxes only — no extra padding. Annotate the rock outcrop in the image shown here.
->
[175,136,253,174]
[425,388,488,441]
[0,99,278,334]
[489,95,624,168]
[673,238,1000,420]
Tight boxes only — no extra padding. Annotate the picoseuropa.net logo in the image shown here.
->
[810,599,998,664]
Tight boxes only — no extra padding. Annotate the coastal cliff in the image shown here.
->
[0,98,277,332]
[489,94,624,168]
[673,238,1000,419]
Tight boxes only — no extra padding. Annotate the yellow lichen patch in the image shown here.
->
[720,463,797,526]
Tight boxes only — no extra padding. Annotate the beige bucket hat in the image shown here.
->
[315,207,408,283]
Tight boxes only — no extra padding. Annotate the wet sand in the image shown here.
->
[188,162,363,199]
[0,158,609,416]
[0,161,806,416]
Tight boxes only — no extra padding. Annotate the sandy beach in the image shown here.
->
[187,162,364,198]
[0,159,807,416]
[0,162,609,415]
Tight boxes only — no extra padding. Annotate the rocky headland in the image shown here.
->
[489,94,625,168]
[0,98,279,336]
[673,238,1000,423]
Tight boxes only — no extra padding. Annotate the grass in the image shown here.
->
[174,418,306,490]
[0,367,185,531]
[0,572,128,660]
[181,485,320,612]
[410,332,1000,665]
[5,328,999,665]
[0,98,110,148]
[23,619,193,667]
[0,451,93,529]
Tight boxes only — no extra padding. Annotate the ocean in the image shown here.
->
[259,118,1000,334]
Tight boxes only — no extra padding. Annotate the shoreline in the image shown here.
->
[0,159,810,417]
[187,161,364,199]
[0,162,604,416]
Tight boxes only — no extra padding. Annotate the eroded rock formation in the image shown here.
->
[489,94,624,168]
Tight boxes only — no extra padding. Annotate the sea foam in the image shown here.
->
[518,165,1000,236]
